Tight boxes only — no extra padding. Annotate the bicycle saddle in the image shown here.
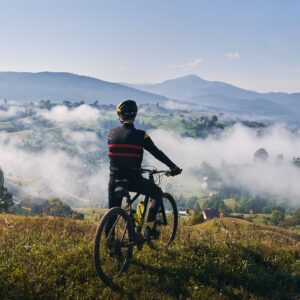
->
[114,179,129,198]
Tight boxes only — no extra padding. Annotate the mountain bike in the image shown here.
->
[93,168,179,287]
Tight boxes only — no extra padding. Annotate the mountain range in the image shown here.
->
[0,72,167,104]
[127,74,300,122]
[0,71,300,123]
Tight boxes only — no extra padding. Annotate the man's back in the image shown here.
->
[108,123,146,176]
[108,122,177,177]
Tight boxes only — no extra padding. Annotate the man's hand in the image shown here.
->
[169,166,182,176]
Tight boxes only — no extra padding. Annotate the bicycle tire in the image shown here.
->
[149,192,178,248]
[94,207,134,286]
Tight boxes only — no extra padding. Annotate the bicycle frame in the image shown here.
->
[94,167,179,286]
[108,171,169,248]
[124,172,169,233]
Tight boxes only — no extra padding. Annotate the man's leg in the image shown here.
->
[129,176,163,234]
[105,178,123,237]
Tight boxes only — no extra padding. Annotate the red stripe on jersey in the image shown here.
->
[108,152,141,158]
[109,144,143,150]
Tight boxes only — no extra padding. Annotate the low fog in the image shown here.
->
[37,104,100,124]
[149,124,300,205]
[0,104,300,207]
[0,104,107,207]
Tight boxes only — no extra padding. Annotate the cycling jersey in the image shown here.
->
[108,123,176,176]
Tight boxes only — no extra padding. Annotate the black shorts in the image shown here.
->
[108,174,163,208]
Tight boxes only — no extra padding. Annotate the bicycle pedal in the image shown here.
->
[137,241,144,251]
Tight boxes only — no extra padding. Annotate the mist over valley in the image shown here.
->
[0,88,300,213]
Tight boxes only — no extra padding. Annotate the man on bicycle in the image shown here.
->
[108,99,182,238]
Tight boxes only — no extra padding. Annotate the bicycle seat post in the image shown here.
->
[149,172,154,182]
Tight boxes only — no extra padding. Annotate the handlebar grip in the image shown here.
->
[169,168,182,176]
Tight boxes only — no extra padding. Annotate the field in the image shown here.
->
[74,208,107,222]
[1,214,300,299]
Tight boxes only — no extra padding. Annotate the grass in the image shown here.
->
[74,208,107,222]
[1,214,300,299]
[140,115,197,137]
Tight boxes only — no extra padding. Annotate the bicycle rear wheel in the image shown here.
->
[149,192,178,248]
[94,207,134,286]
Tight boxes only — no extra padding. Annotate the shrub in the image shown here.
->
[189,211,204,225]
[45,197,72,217]
[271,209,285,226]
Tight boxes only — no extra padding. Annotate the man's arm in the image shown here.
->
[143,133,177,169]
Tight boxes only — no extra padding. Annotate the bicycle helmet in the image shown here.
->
[116,100,138,118]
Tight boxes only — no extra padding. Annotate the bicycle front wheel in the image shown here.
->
[94,207,134,286]
[152,192,178,248]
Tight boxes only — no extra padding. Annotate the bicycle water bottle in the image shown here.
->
[134,201,144,230]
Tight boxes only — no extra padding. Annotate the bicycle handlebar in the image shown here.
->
[139,168,168,174]
[138,168,181,177]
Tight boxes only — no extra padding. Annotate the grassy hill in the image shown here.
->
[1,215,299,299]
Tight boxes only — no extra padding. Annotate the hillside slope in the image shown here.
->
[1,215,299,299]
[0,72,168,104]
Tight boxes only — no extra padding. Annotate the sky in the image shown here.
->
[0,0,300,92]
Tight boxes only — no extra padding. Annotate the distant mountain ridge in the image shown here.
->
[0,72,168,104]
[127,74,300,122]
[127,74,300,103]
[1,71,300,123]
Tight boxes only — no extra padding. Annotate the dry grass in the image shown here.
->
[1,214,300,299]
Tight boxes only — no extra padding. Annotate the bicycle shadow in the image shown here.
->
[104,254,189,299]
[108,245,300,300]
[128,258,193,298]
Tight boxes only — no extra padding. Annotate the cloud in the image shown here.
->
[0,106,27,121]
[37,105,100,124]
[162,100,191,110]
[119,66,127,71]
[1,104,300,208]
[168,58,205,70]
[224,52,240,60]
[145,124,300,205]
[184,58,205,68]
[0,139,108,207]
[0,104,105,207]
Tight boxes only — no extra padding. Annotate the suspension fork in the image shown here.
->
[125,194,136,242]
[140,194,149,228]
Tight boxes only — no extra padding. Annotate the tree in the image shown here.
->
[284,208,300,226]
[45,198,72,217]
[211,115,218,123]
[0,190,13,213]
[0,168,13,213]
[254,148,269,162]
[189,211,204,225]
[293,208,300,219]
[271,209,285,226]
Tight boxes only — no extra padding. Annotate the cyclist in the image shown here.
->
[107,99,182,238]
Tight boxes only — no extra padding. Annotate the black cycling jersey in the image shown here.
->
[108,123,176,176]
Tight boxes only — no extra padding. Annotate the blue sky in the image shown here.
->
[0,0,299,92]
